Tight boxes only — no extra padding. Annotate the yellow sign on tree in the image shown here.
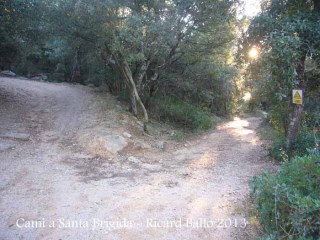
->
[292,90,303,105]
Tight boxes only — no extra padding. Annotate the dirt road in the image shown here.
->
[0,77,275,240]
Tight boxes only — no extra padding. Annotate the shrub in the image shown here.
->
[253,152,320,240]
[270,135,289,162]
[270,129,318,161]
[150,96,214,130]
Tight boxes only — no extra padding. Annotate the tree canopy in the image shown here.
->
[242,0,320,150]
[0,0,240,131]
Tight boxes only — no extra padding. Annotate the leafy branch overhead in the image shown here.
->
[242,0,320,149]
[3,0,237,131]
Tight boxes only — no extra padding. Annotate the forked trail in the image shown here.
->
[0,77,275,239]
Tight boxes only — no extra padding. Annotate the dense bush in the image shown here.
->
[270,129,319,161]
[253,152,320,240]
[270,135,289,162]
[150,96,214,131]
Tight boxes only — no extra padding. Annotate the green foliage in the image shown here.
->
[257,118,277,141]
[242,0,320,141]
[0,0,56,71]
[0,32,18,70]
[150,96,214,131]
[271,128,318,161]
[0,0,239,126]
[161,62,238,116]
[270,135,289,162]
[292,130,319,157]
[68,0,238,120]
[253,152,320,240]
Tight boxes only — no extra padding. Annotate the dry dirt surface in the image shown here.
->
[0,77,276,240]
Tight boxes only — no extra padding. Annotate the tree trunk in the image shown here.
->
[114,51,149,132]
[286,56,306,150]
[135,60,150,93]
[128,85,138,116]
[286,104,304,150]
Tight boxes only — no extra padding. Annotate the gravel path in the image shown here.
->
[0,77,275,240]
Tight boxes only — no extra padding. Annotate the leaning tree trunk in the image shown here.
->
[135,60,150,93]
[128,84,138,117]
[114,51,149,132]
[286,56,306,150]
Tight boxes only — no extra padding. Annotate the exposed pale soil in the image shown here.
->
[0,77,276,240]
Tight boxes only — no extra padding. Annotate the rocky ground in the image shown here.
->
[0,77,276,240]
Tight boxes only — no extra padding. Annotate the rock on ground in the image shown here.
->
[0,133,30,141]
[0,142,15,152]
[97,133,128,154]
[0,70,16,77]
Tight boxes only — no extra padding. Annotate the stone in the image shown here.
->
[123,132,132,138]
[141,163,162,171]
[136,121,144,131]
[170,131,176,137]
[30,76,41,81]
[128,156,140,164]
[163,180,179,188]
[0,70,16,77]
[0,143,15,152]
[0,133,30,141]
[98,133,128,154]
[133,141,152,150]
[30,74,48,81]
[43,131,59,142]
[157,141,166,150]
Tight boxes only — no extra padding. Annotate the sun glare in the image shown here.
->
[244,0,261,17]
[248,47,259,59]
[243,92,252,101]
